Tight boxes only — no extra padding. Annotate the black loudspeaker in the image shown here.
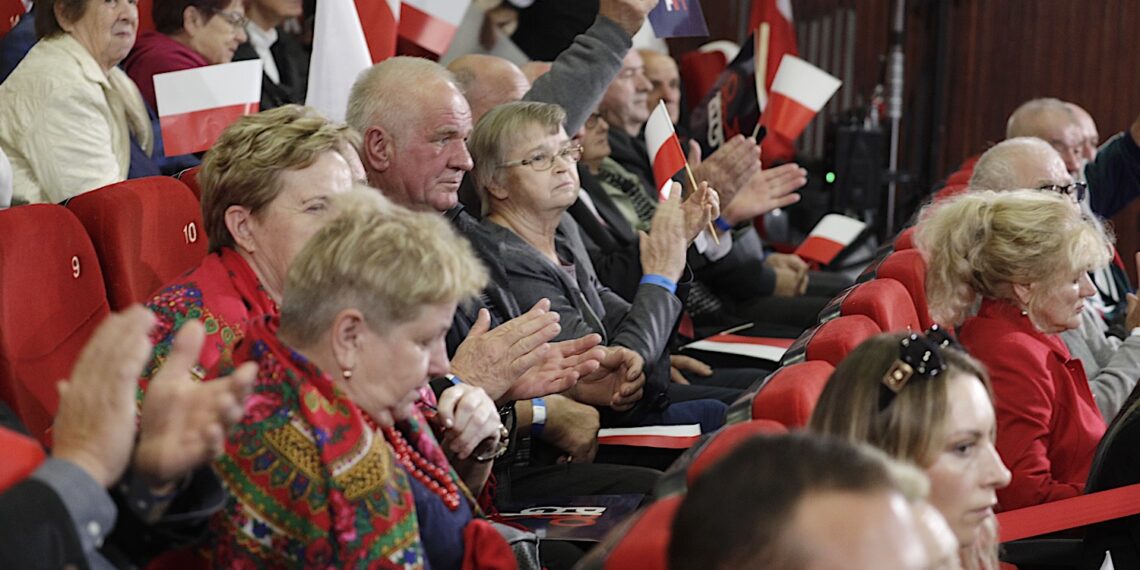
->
[825,121,887,238]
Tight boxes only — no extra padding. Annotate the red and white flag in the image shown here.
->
[795,213,865,265]
[750,0,799,162]
[154,60,261,156]
[357,0,400,63]
[645,100,687,201]
[306,0,373,122]
[598,424,701,449]
[398,0,470,56]
[761,55,842,148]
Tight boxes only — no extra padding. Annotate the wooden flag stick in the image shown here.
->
[684,162,720,245]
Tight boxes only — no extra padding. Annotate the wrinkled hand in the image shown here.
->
[437,384,502,461]
[450,299,562,403]
[134,320,256,489]
[571,346,646,411]
[639,183,688,282]
[721,163,808,225]
[669,354,712,385]
[598,0,658,36]
[771,265,808,297]
[1126,293,1140,333]
[52,306,156,488]
[540,395,599,463]
[689,136,762,210]
[681,180,721,242]
[505,334,605,402]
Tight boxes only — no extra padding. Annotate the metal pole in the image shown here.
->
[885,0,906,237]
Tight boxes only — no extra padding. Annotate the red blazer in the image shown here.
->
[959,298,1106,511]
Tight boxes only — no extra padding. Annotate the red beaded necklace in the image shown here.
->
[362,414,462,511]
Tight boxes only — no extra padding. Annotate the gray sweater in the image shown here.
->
[1062,306,1140,421]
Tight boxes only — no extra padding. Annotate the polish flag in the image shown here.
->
[357,0,400,63]
[645,100,687,201]
[749,0,797,98]
[598,424,701,449]
[683,335,793,363]
[398,0,470,56]
[795,213,865,265]
[154,60,262,156]
[760,55,842,149]
[306,0,372,122]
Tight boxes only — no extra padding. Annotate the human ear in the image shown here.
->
[224,206,256,254]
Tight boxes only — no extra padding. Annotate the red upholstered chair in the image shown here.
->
[893,226,917,250]
[600,495,683,570]
[679,50,727,114]
[67,177,207,310]
[750,360,835,428]
[820,278,921,333]
[0,427,45,493]
[0,205,110,444]
[804,315,881,367]
[177,166,202,200]
[686,420,785,487]
[877,249,936,329]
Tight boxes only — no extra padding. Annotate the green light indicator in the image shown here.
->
[825,172,836,184]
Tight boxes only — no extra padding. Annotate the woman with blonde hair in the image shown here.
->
[811,330,1011,570]
[916,189,1112,511]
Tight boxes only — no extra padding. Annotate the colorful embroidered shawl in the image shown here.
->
[210,317,426,568]
[140,247,277,396]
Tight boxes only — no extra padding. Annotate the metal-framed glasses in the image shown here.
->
[1038,181,1088,202]
[500,144,583,172]
[212,9,250,30]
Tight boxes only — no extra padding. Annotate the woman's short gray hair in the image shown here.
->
[468,101,567,215]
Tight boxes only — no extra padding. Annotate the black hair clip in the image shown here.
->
[878,331,948,411]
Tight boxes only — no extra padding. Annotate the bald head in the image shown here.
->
[1066,102,1099,163]
[448,54,531,124]
[970,137,1071,191]
[1005,98,1084,176]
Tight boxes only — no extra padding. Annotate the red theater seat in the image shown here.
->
[67,177,207,310]
[820,278,921,333]
[0,205,110,444]
[0,427,45,493]
[750,360,835,428]
[877,249,935,329]
[893,226,917,250]
[602,495,683,570]
[177,166,202,200]
[686,420,785,487]
[806,315,881,367]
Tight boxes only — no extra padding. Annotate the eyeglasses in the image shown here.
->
[212,9,249,30]
[585,113,605,129]
[1038,181,1088,202]
[878,326,960,411]
[499,144,583,172]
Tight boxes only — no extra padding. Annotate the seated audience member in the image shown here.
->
[232,0,308,109]
[141,105,357,386]
[470,100,728,431]
[1006,98,1087,179]
[123,0,248,111]
[810,331,1011,569]
[0,3,35,82]
[211,196,514,568]
[669,433,930,570]
[637,48,682,128]
[916,189,1112,510]
[0,0,155,204]
[1067,102,1100,166]
[0,306,255,569]
[969,137,1140,420]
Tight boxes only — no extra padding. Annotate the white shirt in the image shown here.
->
[245,23,281,85]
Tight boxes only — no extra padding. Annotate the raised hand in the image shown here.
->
[505,334,605,402]
[721,162,808,225]
[598,0,660,36]
[450,299,562,404]
[640,182,688,282]
[689,135,762,209]
[681,180,721,242]
[571,346,646,411]
[134,320,256,490]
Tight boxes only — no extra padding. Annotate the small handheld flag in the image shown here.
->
[154,61,262,156]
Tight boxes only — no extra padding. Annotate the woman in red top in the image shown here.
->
[916,189,1112,510]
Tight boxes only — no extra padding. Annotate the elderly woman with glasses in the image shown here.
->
[211,195,513,568]
[916,189,1113,511]
[811,330,1011,570]
[468,100,725,430]
[123,0,249,111]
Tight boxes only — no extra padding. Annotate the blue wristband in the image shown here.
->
[531,397,547,438]
[714,216,733,233]
[640,274,677,294]
[445,374,462,385]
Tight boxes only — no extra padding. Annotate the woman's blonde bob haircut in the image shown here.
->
[914,189,1112,327]
[810,332,998,570]
[278,189,488,346]
[199,105,362,253]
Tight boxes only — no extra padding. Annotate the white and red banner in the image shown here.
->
[761,55,842,147]
[598,424,701,449]
[399,0,470,56]
[795,213,865,265]
[684,335,793,362]
[645,100,687,201]
[357,0,400,63]
[306,0,373,122]
[154,60,261,156]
